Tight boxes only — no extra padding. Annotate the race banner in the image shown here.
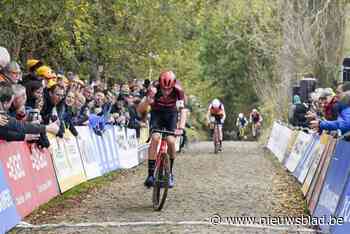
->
[61,133,87,183]
[75,126,103,180]
[283,130,299,165]
[293,134,319,183]
[0,163,20,234]
[138,144,149,164]
[0,142,38,217]
[28,144,59,206]
[302,134,329,195]
[89,129,110,175]
[50,137,85,193]
[308,137,336,214]
[274,124,294,162]
[127,128,139,160]
[332,175,350,234]
[284,131,313,172]
[103,126,120,171]
[139,126,149,144]
[313,140,350,232]
[114,126,139,169]
[266,122,280,158]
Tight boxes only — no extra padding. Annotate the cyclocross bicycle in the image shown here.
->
[151,129,177,211]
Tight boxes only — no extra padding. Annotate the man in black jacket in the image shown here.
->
[0,82,59,141]
[41,84,66,137]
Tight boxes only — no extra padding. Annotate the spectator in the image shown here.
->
[25,79,44,109]
[41,84,66,137]
[0,47,12,83]
[292,94,308,127]
[36,65,56,87]
[319,88,336,120]
[0,82,59,142]
[311,91,350,135]
[90,91,113,123]
[9,84,28,121]
[62,91,78,136]
[57,74,69,91]
[127,97,145,137]
[112,83,120,97]
[4,61,22,84]
[73,92,89,125]
[83,86,94,107]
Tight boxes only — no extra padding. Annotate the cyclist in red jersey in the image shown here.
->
[206,99,226,151]
[138,70,186,188]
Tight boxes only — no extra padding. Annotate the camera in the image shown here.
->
[27,109,40,122]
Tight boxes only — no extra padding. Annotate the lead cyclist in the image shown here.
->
[137,70,187,188]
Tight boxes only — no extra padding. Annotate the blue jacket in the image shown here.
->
[320,103,350,134]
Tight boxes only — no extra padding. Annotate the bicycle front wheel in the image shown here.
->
[152,153,170,211]
[213,125,219,154]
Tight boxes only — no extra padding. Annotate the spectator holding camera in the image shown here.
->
[0,82,59,142]
[41,83,66,137]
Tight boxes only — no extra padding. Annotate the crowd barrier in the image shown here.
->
[0,125,150,234]
[267,121,350,233]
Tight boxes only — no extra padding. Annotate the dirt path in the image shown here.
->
[13,141,319,234]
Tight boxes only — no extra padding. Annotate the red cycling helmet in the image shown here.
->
[159,70,176,89]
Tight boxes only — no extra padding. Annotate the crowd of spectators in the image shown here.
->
[0,46,150,148]
[289,81,350,136]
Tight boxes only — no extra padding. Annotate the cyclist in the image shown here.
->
[138,70,186,188]
[236,113,248,139]
[206,98,226,151]
[249,108,263,137]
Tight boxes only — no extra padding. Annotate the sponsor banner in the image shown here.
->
[28,144,59,206]
[308,137,336,214]
[284,131,313,172]
[75,127,103,180]
[282,130,299,165]
[138,144,149,164]
[61,133,87,183]
[139,126,149,144]
[114,126,139,169]
[0,142,38,217]
[332,175,350,234]
[89,129,110,175]
[50,137,85,193]
[302,134,329,196]
[314,140,350,232]
[0,163,21,234]
[293,134,319,183]
[267,122,279,153]
[104,126,120,171]
[274,124,293,162]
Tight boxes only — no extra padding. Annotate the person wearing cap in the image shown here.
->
[319,88,336,120]
[36,65,56,87]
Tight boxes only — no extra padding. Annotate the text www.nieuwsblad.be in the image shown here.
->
[208,214,344,226]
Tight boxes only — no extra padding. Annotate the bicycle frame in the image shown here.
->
[155,137,168,169]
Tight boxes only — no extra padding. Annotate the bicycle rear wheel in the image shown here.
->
[152,153,170,211]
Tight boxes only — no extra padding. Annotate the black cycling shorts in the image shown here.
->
[150,109,178,132]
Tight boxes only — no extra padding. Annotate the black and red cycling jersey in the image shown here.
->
[209,104,225,117]
[148,81,185,111]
